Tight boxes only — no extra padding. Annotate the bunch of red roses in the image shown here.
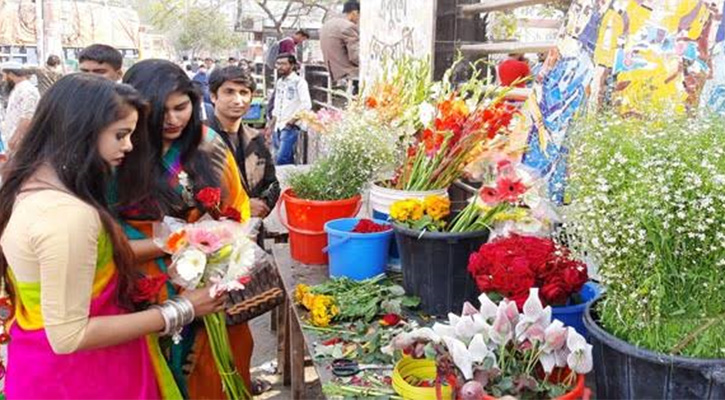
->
[467,234,588,309]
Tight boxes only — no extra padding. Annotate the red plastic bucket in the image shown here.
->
[277,189,362,264]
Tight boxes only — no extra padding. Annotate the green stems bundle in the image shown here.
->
[449,202,508,233]
[203,312,251,399]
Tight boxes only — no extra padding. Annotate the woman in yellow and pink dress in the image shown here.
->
[0,73,224,399]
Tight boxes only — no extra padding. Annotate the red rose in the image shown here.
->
[541,281,569,306]
[196,187,221,209]
[221,206,242,222]
[562,263,588,292]
[132,275,168,303]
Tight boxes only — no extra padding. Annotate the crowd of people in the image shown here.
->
[0,40,292,397]
[0,1,366,397]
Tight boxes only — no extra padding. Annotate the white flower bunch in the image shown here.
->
[289,111,401,201]
[387,289,592,396]
[563,112,725,358]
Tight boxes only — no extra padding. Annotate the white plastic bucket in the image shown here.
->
[369,182,449,219]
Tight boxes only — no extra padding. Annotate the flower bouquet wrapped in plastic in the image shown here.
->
[155,216,267,400]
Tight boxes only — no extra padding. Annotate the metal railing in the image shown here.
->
[303,64,353,111]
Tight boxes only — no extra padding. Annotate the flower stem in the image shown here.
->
[203,312,251,399]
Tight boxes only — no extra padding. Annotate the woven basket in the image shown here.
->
[225,260,285,325]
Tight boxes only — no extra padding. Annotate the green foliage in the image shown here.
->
[309,275,419,323]
[564,112,725,358]
[288,113,399,201]
[133,0,242,55]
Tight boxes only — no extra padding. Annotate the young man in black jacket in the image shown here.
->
[206,66,280,218]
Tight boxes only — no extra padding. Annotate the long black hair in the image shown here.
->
[122,59,219,217]
[0,73,153,307]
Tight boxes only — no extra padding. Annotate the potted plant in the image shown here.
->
[281,113,397,264]
[564,113,725,398]
[386,288,593,399]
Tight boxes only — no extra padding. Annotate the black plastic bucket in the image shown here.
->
[584,299,725,399]
[394,225,489,316]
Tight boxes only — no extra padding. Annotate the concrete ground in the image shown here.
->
[251,164,324,399]
[249,313,324,400]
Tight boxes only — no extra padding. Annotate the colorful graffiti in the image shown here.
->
[521,0,725,202]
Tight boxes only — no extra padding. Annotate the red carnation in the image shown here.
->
[196,187,221,209]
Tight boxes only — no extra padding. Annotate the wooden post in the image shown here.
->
[276,296,291,386]
[289,302,305,399]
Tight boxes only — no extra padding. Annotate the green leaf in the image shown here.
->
[401,296,421,308]
[498,377,514,391]
[388,285,406,297]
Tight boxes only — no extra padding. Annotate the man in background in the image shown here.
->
[193,65,212,105]
[35,55,63,96]
[206,66,280,218]
[320,0,360,91]
[270,53,311,165]
[279,30,310,59]
[1,62,40,152]
[78,43,124,81]
[204,57,216,74]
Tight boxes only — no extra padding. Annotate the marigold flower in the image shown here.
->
[409,200,425,221]
[424,195,451,221]
[294,284,310,304]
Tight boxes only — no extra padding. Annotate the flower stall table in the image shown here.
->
[272,243,332,399]
[272,242,421,399]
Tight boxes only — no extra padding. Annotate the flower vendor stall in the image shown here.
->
[267,56,601,400]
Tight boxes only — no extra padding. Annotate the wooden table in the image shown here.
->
[273,243,332,399]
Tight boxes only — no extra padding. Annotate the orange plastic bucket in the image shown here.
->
[277,189,362,264]
[483,374,589,400]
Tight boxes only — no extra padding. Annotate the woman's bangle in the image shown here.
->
[151,296,196,344]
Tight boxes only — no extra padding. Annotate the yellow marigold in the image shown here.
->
[308,294,337,327]
[424,196,451,221]
[390,199,411,221]
[294,284,310,304]
[409,200,425,221]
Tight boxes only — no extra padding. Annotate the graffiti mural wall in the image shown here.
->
[520,0,725,202]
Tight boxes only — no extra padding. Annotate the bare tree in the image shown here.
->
[238,0,338,36]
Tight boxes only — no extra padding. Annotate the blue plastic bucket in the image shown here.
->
[551,282,601,336]
[324,218,394,281]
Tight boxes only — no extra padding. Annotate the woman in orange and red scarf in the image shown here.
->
[116,59,253,399]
